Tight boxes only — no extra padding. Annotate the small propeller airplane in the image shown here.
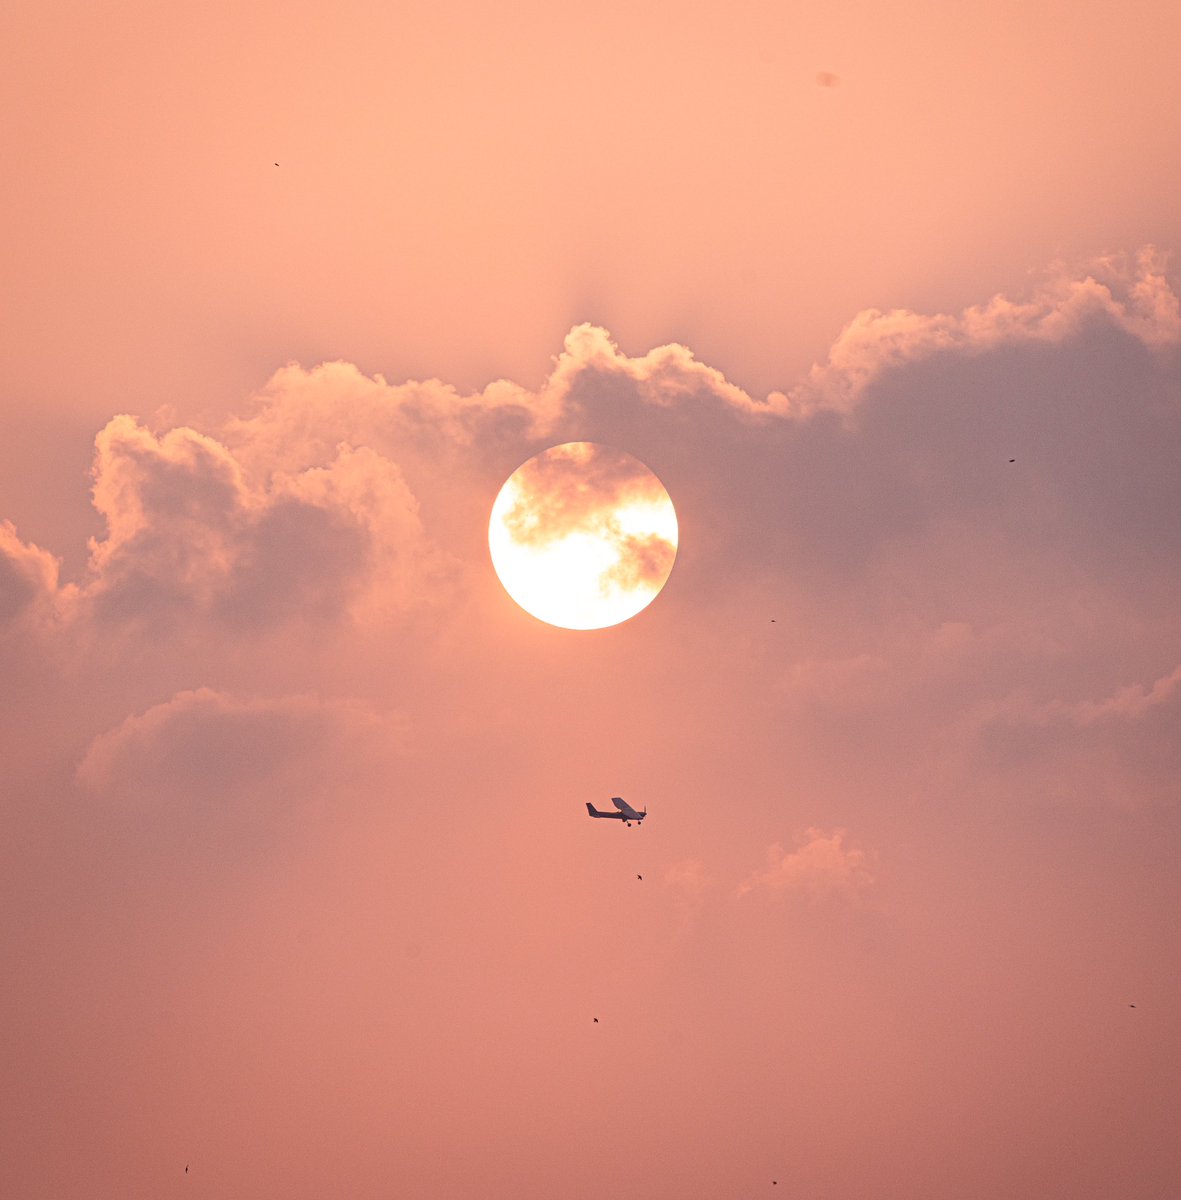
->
[586,797,647,826]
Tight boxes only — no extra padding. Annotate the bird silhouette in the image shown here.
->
[593,1017,599,1023]
[637,874,643,880]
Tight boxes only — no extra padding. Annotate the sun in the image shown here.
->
[488,442,678,630]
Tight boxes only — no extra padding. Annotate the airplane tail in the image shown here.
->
[586,802,608,817]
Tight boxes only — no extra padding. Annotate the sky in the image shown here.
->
[3,2,1181,1197]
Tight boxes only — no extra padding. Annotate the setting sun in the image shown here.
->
[488,442,678,629]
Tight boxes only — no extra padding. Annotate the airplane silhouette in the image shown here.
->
[586,797,647,826]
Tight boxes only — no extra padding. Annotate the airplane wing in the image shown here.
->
[611,796,641,819]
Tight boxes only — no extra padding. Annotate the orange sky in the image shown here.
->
[3,3,1181,1198]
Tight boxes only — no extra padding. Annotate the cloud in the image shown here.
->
[494,445,677,595]
[792,247,1181,416]
[664,858,714,894]
[1069,664,1181,726]
[542,249,1181,431]
[498,442,671,547]
[83,415,445,631]
[6,248,1180,825]
[548,323,775,417]
[5,241,1181,1199]
[600,531,677,592]
[76,687,402,816]
[44,247,1174,646]
[972,663,1181,730]
[952,663,1181,810]
[738,828,875,901]
[0,519,65,631]
[223,359,555,481]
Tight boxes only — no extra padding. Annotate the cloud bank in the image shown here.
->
[4,248,1181,1200]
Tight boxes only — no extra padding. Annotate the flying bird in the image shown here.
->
[593,1017,599,1023]
[637,874,643,881]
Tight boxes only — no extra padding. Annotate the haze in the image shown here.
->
[3,2,1181,1198]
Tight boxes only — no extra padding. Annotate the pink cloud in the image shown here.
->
[0,518,66,632]
[82,416,444,631]
[664,858,714,894]
[972,663,1181,731]
[547,323,768,415]
[76,687,402,814]
[792,247,1181,416]
[223,359,554,483]
[950,662,1181,810]
[535,249,1181,429]
[738,828,875,901]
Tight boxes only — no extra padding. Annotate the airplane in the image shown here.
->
[586,797,647,826]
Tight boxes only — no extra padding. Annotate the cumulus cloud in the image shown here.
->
[972,663,1181,731]
[0,519,65,631]
[5,240,1181,1200]
[76,687,402,814]
[738,828,875,901]
[83,416,444,631]
[792,247,1181,416]
[664,858,714,894]
[548,323,772,416]
[36,247,1171,646]
[223,359,555,482]
[947,663,1181,810]
[4,248,1179,824]
[541,249,1181,429]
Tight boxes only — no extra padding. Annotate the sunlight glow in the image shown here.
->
[488,443,678,630]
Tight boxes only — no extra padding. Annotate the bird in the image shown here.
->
[1130,1004,1137,1008]
[1009,458,1015,463]
[273,162,279,166]
[593,1017,599,1023]
[185,1165,189,1175]
[637,874,643,881]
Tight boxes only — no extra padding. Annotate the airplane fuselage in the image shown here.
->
[586,801,646,825]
